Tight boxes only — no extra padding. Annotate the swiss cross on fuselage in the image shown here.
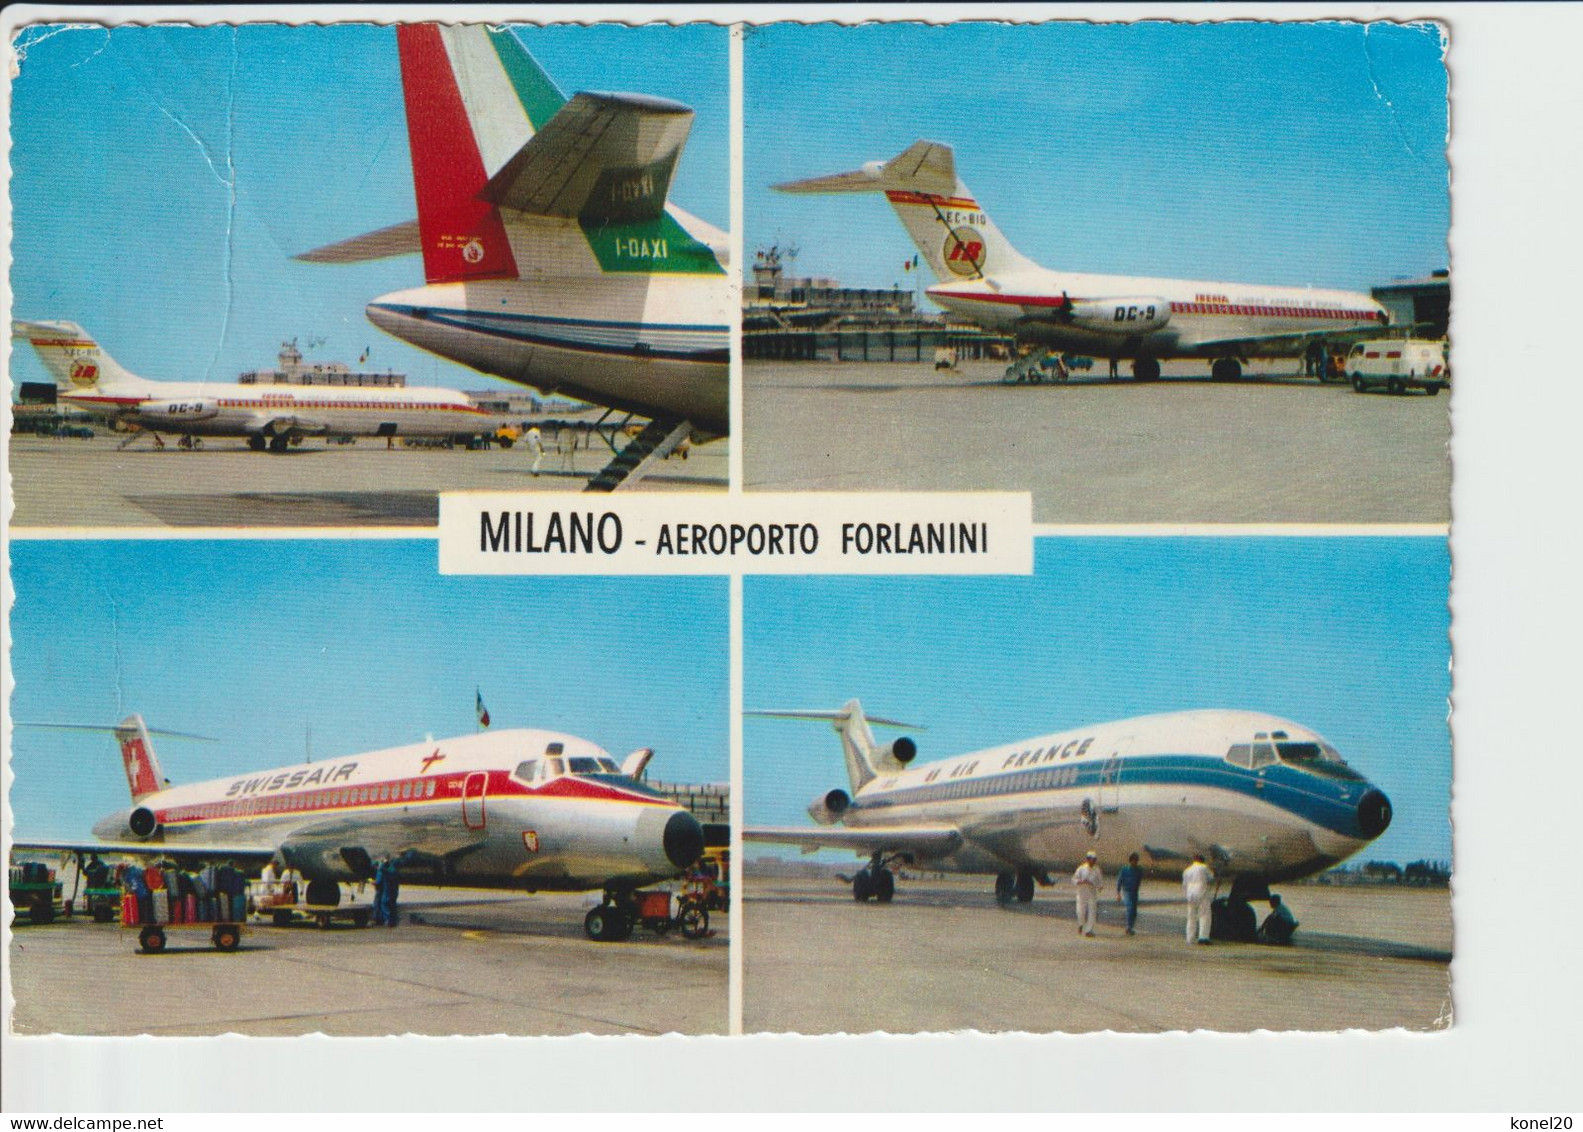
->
[420,750,446,774]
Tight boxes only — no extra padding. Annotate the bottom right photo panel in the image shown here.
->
[742,536,1451,1035]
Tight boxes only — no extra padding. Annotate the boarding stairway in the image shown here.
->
[584,417,692,492]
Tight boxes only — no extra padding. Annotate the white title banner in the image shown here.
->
[438,492,1033,575]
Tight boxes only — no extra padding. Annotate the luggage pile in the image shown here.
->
[119,861,249,927]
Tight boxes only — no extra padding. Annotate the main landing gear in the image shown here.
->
[852,851,901,902]
[1131,358,1161,382]
[994,870,1039,906]
[1210,357,1243,382]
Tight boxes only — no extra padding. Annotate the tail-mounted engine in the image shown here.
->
[1054,295,1171,335]
[807,789,851,825]
[872,736,918,773]
[127,806,160,838]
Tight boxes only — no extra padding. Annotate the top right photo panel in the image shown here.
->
[743,21,1449,525]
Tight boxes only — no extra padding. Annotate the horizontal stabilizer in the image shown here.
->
[744,825,963,859]
[295,219,421,264]
[747,708,924,730]
[479,91,695,224]
[774,139,957,197]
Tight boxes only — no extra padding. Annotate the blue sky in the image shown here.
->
[9,22,727,393]
[8,540,728,840]
[745,537,1452,867]
[747,21,1448,296]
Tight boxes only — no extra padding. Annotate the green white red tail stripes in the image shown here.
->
[396,24,520,285]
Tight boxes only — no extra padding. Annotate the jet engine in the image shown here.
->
[127,806,160,838]
[872,736,918,772]
[807,788,851,825]
[1058,296,1171,335]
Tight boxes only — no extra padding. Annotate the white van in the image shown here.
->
[1347,339,1448,396]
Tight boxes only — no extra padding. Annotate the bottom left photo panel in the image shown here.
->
[7,539,729,1037]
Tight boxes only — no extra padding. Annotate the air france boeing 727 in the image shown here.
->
[777,141,1391,383]
[746,701,1392,905]
[15,715,705,941]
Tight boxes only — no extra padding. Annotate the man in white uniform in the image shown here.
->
[527,426,545,476]
[1182,853,1215,944]
[1072,850,1102,937]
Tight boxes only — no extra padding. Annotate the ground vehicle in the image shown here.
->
[585,889,710,941]
[9,863,64,924]
[933,347,959,371]
[252,879,374,929]
[1347,339,1448,395]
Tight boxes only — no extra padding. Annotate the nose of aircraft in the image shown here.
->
[662,809,705,871]
[1357,788,1393,839]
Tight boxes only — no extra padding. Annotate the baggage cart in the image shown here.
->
[127,920,245,954]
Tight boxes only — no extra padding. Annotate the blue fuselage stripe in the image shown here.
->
[372,304,730,364]
[852,753,1368,837]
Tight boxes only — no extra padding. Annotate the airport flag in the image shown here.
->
[476,690,491,731]
[903,254,919,272]
[359,347,370,364]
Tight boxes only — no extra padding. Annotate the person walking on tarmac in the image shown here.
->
[1116,852,1143,936]
[1072,850,1102,937]
[527,426,545,476]
[374,857,402,927]
[1183,853,1215,945]
[372,858,390,926]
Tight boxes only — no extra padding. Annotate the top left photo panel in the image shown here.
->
[9,22,731,530]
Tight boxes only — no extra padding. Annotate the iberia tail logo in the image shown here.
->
[69,360,99,387]
[944,227,985,277]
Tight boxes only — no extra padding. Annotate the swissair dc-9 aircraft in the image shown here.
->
[777,141,1392,383]
[13,320,493,452]
[299,25,729,490]
[16,716,705,941]
[746,701,1392,905]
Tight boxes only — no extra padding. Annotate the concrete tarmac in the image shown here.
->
[8,432,728,529]
[744,360,1450,524]
[744,874,1451,1034]
[9,890,727,1036]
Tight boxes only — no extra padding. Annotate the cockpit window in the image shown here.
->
[568,756,602,774]
[1250,741,1278,769]
[546,742,564,755]
[1225,744,1252,769]
[514,759,539,784]
[548,757,565,777]
[1276,740,1364,780]
[596,757,620,773]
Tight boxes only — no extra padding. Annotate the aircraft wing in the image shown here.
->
[744,825,963,859]
[478,91,695,223]
[10,839,279,864]
[1195,325,1384,356]
[274,812,486,878]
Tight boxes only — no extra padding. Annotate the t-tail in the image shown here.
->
[395,24,550,285]
[12,319,146,394]
[774,139,1036,282]
[748,699,923,793]
[114,714,167,803]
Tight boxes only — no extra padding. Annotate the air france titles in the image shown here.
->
[842,521,988,557]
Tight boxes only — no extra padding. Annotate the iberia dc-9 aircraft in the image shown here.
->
[12,319,494,452]
[776,141,1392,383]
[746,701,1392,905]
[14,716,706,941]
[298,25,730,491]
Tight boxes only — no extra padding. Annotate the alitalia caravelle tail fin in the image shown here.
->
[12,319,146,394]
[774,139,1035,282]
[747,700,924,792]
